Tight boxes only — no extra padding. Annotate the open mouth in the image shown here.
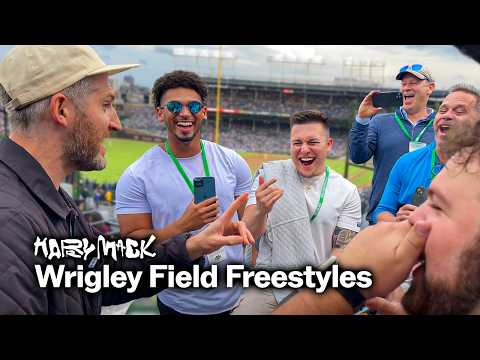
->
[299,157,315,166]
[438,124,451,135]
[404,94,415,102]
[176,121,194,132]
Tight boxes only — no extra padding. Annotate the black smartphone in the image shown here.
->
[412,186,428,207]
[193,177,216,204]
[372,91,403,108]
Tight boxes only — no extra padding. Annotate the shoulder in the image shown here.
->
[397,145,431,166]
[329,169,358,193]
[371,112,395,127]
[203,140,242,160]
[120,145,162,179]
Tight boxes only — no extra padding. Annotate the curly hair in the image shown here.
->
[443,120,480,168]
[151,70,208,107]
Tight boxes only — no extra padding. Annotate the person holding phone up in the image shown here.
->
[373,84,480,224]
[115,71,252,315]
[349,64,436,225]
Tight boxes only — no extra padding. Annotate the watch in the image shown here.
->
[320,256,366,311]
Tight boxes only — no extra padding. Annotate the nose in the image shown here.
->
[408,203,425,226]
[299,142,311,154]
[109,109,122,131]
[179,104,192,117]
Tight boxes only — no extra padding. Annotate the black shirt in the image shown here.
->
[0,137,194,314]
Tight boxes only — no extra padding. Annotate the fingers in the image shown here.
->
[197,196,218,207]
[258,177,277,191]
[395,220,430,264]
[364,297,407,315]
[220,192,248,223]
[259,175,265,186]
[400,204,417,212]
[261,189,284,209]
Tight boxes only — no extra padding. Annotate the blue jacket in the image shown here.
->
[349,107,435,223]
[372,141,444,223]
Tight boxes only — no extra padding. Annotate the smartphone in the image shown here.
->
[372,91,403,108]
[193,177,216,204]
[411,186,428,207]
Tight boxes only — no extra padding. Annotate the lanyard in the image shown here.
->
[309,166,330,222]
[431,148,438,181]
[164,140,210,194]
[394,113,434,142]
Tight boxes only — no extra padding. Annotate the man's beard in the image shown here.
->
[402,233,480,315]
[62,113,107,171]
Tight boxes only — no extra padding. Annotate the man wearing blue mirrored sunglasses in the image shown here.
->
[349,64,436,225]
[115,70,252,315]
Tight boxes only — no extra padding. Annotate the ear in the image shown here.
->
[155,106,165,123]
[49,93,72,128]
[427,82,436,95]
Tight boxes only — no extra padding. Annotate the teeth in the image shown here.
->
[177,122,193,127]
[300,158,314,161]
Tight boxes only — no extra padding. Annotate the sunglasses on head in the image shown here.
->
[399,64,423,73]
[162,100,203,114]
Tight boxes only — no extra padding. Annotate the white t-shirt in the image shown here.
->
[115,140,252,314]
[248,167,361,266]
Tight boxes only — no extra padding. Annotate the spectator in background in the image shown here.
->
[374,84,480,223]
[349,64,436,224]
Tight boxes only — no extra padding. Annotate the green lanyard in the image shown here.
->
[164,140,210,194]
[431,148,438,181]
[310,166,330,222]
[394,113,434,142]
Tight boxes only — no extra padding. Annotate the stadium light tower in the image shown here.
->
[172,46,236,143]
[268,53,326,84]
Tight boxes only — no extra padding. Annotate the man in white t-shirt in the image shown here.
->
[115,70,252,315]
[233,110,362,315]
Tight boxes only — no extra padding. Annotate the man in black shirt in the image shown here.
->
[0,45,254,314]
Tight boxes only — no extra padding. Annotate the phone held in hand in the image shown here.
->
[412,186,428,207]
[372,91,403,108]
[194,176,216,204]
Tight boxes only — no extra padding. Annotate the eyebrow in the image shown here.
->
[428,186,449,208]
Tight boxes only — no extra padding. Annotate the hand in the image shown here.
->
[395,204,417,222]
[357,90,383,118]
[186,193,255,260]
[365,286,408,315]
[255,176,284,216]
[178,197,219,232]
[337,220,431,299]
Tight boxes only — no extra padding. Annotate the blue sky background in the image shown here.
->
[0,45,477,91]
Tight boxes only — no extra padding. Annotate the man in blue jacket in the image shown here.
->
[349,64,436,224]
[373,84,480,224]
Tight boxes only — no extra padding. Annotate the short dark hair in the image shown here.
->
[152,70,208,107]
[290,110,329,131]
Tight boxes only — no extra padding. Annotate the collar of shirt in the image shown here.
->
[0,137,70,219]
[399,106,434,125]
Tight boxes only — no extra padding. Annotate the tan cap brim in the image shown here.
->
[87,63,140,77]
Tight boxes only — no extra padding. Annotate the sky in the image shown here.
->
[0,45,478,91]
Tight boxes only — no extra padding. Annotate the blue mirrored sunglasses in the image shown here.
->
[399,64,423,73]
[163,100,203,114]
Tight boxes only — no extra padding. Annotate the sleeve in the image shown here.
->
[232,153,253,197]
[0,210,48,314]
[115,166,151,214]
[349,116,378,164]
[247,168,264,207]
[336,186,362,232]
[101,236,197,306]
[371,157,404,223]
